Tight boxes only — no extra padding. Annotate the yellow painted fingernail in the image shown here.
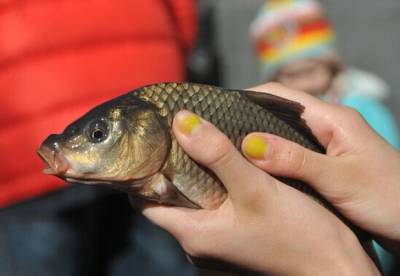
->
[177,113,201,135]
[243,136,267,159]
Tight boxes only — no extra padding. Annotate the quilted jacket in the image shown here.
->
[0,0,197,207]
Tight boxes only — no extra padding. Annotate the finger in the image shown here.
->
[247,82,384,156]
[241,133,337,194]
[172,110,276,201]
[247,82,337,147]
[141,203,200,240]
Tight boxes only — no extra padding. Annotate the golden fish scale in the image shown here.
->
[135,83,320,207]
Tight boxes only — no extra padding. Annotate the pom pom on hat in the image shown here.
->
[250,0,339,80]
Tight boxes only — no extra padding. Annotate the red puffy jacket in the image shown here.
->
[0,0,197,207]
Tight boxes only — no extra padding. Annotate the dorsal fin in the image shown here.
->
[243,90,325,152]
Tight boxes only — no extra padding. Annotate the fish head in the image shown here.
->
[37,94,171,187]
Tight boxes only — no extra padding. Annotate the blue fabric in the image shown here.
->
[0,189,196,276]
[342,95,400,149]
[0,217,79,276]
[107,215,195,276]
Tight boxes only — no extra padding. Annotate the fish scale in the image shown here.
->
[135,82,323,208]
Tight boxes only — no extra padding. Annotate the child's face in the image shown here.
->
[274,59,336,97]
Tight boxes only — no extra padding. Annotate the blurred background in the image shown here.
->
[193,0,400,125]
[0,0,399,275]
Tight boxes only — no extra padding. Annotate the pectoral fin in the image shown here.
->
[136,173,200,209]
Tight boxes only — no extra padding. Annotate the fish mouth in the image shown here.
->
[37,144,70,176]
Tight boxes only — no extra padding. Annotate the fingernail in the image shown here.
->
[243,135,268,159]
[176,112,202,135]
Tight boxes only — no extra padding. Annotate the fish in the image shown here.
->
[38,82,326,209]
[37,82,380,268]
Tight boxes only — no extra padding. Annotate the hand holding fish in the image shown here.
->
[142,110,379,275]
[37,81,393,274]
[243,83,400,256]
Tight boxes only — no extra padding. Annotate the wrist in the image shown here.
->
[327,229,380,276]
[297,228,381,276]
[259,228,381,276]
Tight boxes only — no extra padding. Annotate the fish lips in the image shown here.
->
[37,136,69,176]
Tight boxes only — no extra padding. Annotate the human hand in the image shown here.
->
[243,83,400,255]
[142,110,379,275]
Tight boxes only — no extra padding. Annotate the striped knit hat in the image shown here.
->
[250,0,339,80]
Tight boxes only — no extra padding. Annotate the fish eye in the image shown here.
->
[86,120,109,143]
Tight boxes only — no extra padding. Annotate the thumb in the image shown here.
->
[241,133,336,192]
